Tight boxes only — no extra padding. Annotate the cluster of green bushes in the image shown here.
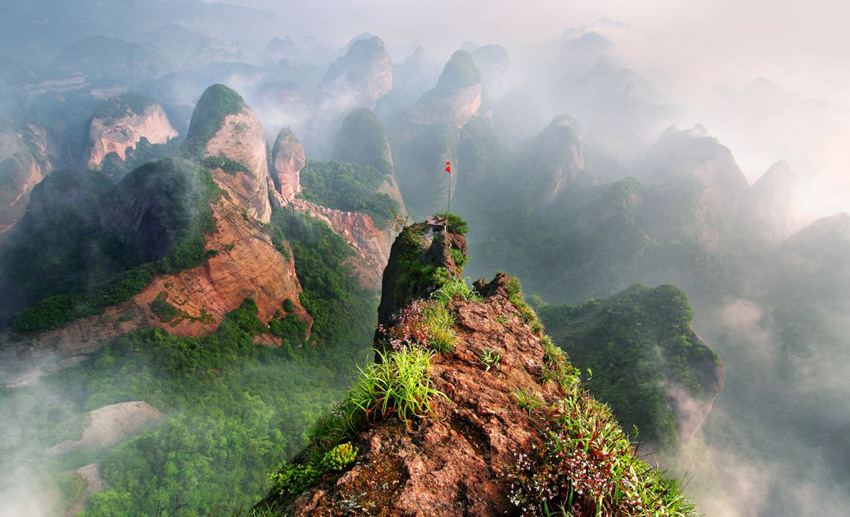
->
[538,284,717,450]
[265,208,377,348]
[32,297,368,517]
[298,160,398,222]
[200,155,249,174]
[91,92,155,124]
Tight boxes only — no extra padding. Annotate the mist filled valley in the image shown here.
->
[0,1,849,516]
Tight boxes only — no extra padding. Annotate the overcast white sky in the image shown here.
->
[216,0,850,105]
[210,0,850,214]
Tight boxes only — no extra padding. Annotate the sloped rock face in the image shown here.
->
[644,125,749,220]
[280,275,563,516]
[318,36,392,110]
[0,123,57,235]
[270,127,305,203]
[85,97,177,170]
[404,50,482,128]
[289,198,393,290]
[205,109,272,223]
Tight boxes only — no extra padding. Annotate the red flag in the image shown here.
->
[445,161,451,174]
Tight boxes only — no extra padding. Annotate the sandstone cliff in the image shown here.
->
[270,127,305,203]
[85,95,177,170]
[289,198,393,290]
[738,160,802,247]
[332,107,405,212]
[0,122,58,235]
[0,196,307,385]
[526,114,585,204]
[185,84,273,224]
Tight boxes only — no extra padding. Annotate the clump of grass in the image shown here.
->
[479,348,502,372]
[430,278,481,306]
[540,335,580,390]
[513,387,543,415]
[377,300,456,353]
[348,348,447,426]
[507,388,697,516]
[269,347,447,500]
[422,303,456,352]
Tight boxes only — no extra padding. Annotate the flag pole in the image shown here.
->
[446,161,452,213]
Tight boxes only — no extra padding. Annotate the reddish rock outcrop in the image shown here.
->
[85,100,177,170]
[0,123,57,235]
[290,198,393,289]
[270,127,305,203]
[205,109,273,223]
[277,274,563,516]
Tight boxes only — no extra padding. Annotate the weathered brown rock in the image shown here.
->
[205,109,272,223]
[280,277,561,516]
[85,101,177,170]
[270,127,304,202]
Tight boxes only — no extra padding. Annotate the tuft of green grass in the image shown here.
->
[430,279,481,307]
[504,276,544,336]
[512,387,543,415]
[479,349,502,372]
[421,302,456,352]
[347,348,447,427]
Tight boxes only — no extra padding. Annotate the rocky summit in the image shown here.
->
[255,216,701,516]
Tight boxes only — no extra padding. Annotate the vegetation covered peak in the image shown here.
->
[435,49,481,90]
[92,92,157,122]
[182,83,246,159]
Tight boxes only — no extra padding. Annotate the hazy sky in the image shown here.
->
[215,0,850,105]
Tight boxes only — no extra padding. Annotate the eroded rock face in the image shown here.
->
[739,160,802,246]
[270,127,305,203]
[290,198,394,289]
[0,123,58,235]
[278,273,562,516]
[205,109,272,223]
[85,100,177,170]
